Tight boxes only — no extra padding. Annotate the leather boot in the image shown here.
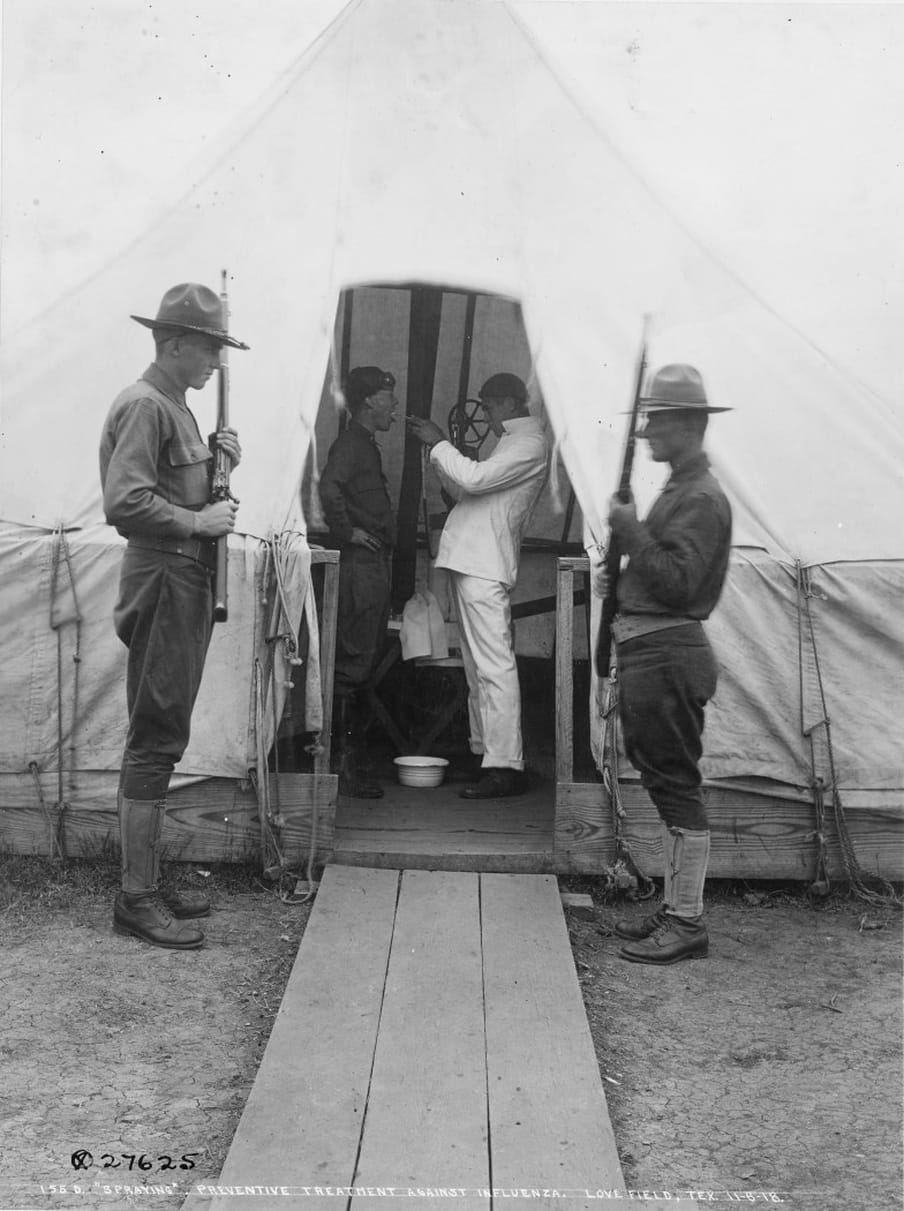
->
[615,905,671,941]
[459,767,523,800]
[160,888,212,919]
[618,914,708,964]
[114,892,204,950]
[336,695,383,799]
[619,827,710,965]
[115,796,204,949]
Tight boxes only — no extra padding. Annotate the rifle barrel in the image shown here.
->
[213,269,231,623]
[594,321,649,677]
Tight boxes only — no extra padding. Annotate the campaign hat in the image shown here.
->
[131,283,249,350]
[478,372,528,403]
[638,364,730,412]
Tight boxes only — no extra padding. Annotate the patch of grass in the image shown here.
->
[0,850,119,912]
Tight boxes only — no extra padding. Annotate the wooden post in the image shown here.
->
[555,556,578,784]
[392,285,444,610]
[313,548,340,777]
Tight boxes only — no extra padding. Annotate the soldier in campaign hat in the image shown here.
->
[601,363,733,964]
[319,365,399,798]
[99,283,248,949]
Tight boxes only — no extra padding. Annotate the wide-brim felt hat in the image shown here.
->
[131,283,249,350]
[638,363,730,413]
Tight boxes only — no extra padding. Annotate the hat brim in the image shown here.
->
[639,402,731,413]
[130,314,249,351]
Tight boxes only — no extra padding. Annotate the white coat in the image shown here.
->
[430,416,549,589]
[428,416,549,770]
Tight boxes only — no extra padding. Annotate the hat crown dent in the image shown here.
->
[131,281,249,349]
[640,362,730,413]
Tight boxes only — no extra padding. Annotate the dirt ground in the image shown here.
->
[0,856,900,1211]
[567,882,903,1211]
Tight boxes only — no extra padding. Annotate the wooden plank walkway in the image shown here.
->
[182,866,696,1211]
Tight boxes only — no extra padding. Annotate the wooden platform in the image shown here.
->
[181,865,695,1211]
[4,762,899,883]
[332,779,556,872]
[329,771,904,882]
[0,771,336,866]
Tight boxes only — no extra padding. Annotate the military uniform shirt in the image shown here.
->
[99,363,212,540]
[319,420,395,547]
[616,451,732,619]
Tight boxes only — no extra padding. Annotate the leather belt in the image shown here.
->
[612,614,698,645]
[127,534,217,570]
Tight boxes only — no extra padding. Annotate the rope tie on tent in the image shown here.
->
[600,669,656,899]
[28,761,65,862]
[251,657,287,879]
[804,777,831,899]
[250,533,320,904]
[795,562,900,909]
[272,533,320,904]
[46,524,83,860]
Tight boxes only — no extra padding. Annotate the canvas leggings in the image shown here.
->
[615,623,718,830]
[113,547,214,800]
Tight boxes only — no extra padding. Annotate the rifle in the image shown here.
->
[594,320,649,678]
[212,269,237,623]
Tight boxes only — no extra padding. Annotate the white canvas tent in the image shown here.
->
[1,0,902,872]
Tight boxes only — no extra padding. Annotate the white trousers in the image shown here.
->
[448,572,523,771]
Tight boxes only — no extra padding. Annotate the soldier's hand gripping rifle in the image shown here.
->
[594,321,648,678]
[212,270,239,623]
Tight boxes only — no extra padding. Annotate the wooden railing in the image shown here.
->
[554,555,590,786]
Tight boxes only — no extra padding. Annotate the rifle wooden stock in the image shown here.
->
[212,270,232,623]
[594,323,649,678]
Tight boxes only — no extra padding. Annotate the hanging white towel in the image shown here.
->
[399,589,449,661]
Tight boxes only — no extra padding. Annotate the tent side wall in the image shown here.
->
[0,525,340,866]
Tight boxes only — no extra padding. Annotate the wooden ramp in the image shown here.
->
[183,866,696,1211]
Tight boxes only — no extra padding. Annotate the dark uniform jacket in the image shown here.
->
[617,452,732,619]
[319,420,395,548]
[99,363,212,540]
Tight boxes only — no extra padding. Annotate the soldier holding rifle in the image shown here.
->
[598,363,732,965]
[99,282,247,950]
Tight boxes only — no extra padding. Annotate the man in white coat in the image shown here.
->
[407,373,549,798]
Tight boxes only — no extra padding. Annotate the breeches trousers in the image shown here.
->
[114,548,214,800]
[616,623,718,830]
